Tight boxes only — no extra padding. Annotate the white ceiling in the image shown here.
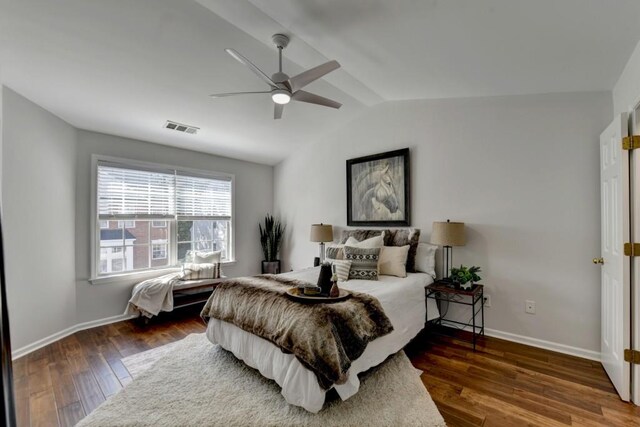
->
[1,0,640,165]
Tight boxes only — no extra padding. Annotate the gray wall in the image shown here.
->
[74,130,273,323]
[2,88,77,349]
[1,88,274,350]
[274,91,612,353]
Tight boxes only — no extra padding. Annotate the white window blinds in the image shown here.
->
[176,174,232,219]
[97,164,176,218]
[97,162,232,219]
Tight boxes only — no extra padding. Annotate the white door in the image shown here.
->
[599,113,630,402]
[631,106,640,405]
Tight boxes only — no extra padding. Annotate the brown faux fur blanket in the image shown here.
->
[200,274,394,389]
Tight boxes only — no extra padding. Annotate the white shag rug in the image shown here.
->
[78,333,446,427]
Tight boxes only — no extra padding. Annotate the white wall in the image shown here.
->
[74,130,273,323]
[2,88,77,349]
[274,91,612,353]
[613,39,640,115]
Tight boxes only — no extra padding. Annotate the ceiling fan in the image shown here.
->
[210,34,342,120]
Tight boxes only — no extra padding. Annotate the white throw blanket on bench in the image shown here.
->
[126,272,182,318]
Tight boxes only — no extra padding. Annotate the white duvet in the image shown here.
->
[205,267,438,413]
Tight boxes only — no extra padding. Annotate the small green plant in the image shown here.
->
[258,214,285,262]
[449,265,482,285]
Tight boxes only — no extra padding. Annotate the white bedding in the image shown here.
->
[205,267,438,412]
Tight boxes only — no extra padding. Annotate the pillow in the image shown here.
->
[329,260,352,282]
[378,245,410,278]
[185,250,222,264]
[180,263,221,280]
[385,229,421,272]
[414,243,437,279]
[325,244,344,261]
[344,246,381,281]
[344,234,384,248]
[340,229,387,244]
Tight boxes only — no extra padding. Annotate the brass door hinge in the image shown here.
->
[624,349,640,364]
[624,243,640,256]
[622,135,640,150]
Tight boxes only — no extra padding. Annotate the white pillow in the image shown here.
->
[378,245,410,278]
[186,250,222,264]
[415,243,437,279]
[329,260,352,282]
[180,263,221,280]
[344,234,384,248]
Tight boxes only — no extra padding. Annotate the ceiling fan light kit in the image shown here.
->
[271,89,291,105]
[210,34,342,119]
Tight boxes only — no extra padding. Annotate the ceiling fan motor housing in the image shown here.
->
[272,33,290,49]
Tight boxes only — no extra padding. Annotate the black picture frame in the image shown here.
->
[346,148,410,226]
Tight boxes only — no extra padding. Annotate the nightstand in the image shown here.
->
[425,281,485,350]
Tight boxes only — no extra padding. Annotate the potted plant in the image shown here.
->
[449,265,482,290]
[259,214,285,274]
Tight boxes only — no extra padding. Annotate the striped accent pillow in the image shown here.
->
[325,245,344,261]
[330,260,352,282]
[344,246,380,281]
[180,262,221,280]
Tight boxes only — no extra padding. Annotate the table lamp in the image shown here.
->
[310,223,333,264]
[431,220,465,280]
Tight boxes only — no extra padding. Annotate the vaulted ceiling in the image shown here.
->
[2,0,640,165]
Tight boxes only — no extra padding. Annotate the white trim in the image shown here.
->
[11,313,137,360]
[438,321,600,361]
[485,328,601,362]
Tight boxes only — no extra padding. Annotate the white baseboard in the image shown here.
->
[485,328,600,361]
[438,321,600,362]
[11,313,137,360]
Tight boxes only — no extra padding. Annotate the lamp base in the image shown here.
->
[313,257,320,267]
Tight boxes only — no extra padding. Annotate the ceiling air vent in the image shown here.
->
[164,120,199,135]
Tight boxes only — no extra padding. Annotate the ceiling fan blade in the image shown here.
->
[274,103,284,120]
[292,90,342,109]
[225,48,278,89]
[209,91,270,98]
[287,60,340,92]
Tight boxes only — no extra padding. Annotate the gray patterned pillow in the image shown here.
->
[344,246,380,281]
[340,229,388,244]
[325,245,344,261]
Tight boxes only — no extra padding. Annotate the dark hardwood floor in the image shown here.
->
[12,307,640,426]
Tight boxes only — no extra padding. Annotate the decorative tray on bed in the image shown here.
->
[285,288,351,303]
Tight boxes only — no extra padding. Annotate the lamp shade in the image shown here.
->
[310,224,333,242]
[431,221,465,246]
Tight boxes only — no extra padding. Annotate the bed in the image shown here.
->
[204,266,439,413]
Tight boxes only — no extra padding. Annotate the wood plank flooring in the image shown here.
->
[11,308,640,426]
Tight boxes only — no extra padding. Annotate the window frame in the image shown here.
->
[90,155,235,284]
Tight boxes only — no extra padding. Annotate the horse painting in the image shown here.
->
[348,149,409,226]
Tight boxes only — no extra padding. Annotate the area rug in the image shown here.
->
[78,333,446,427]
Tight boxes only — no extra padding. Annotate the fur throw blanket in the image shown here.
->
[201,275,394,389]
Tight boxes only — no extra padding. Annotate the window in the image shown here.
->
[152,242,168,260]
[95,160,233,278]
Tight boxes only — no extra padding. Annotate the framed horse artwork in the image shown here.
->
[346,148,410,226]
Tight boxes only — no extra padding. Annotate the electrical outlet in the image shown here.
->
[525,300,536,314]
[483,295,492,307]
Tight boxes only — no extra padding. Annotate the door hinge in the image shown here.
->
[622,135,640,150]
[624,349,640,364]
[624,243,640,256]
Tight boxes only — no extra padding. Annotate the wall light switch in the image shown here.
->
[525,300,536,314]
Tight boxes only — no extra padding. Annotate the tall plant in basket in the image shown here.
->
[259,214,285,274]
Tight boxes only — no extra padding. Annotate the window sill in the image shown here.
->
[89,260,237,285]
